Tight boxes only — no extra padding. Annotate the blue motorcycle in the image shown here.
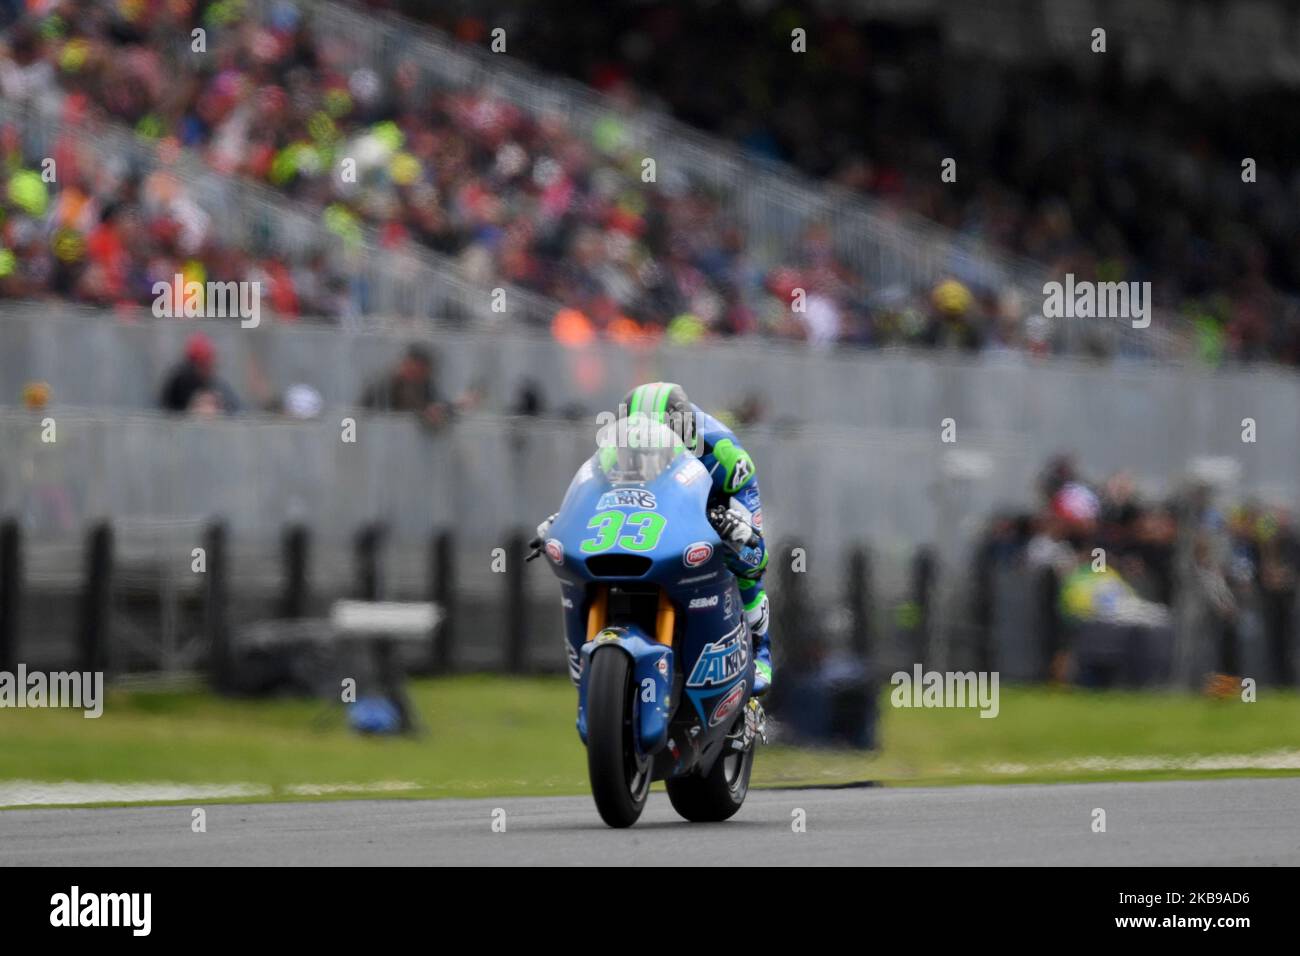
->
[533,416,765,827]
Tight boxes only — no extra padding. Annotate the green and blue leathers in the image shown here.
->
[689,405,772,694]
[617,383,772,694]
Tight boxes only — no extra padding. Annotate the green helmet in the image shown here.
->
[621,382,698,450]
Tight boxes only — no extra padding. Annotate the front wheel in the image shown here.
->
[665,715,754,822]
[586,648,652,827]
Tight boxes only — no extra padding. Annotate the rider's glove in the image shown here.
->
[528,513,559,553]
[709,504,758,551]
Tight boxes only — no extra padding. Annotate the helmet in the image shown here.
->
[621,381,697,451]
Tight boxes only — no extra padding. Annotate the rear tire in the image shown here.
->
[665,715,754,823]
[586,648,651,827]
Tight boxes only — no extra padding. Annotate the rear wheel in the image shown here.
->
[586,648,651,827]
[665,714,754,822]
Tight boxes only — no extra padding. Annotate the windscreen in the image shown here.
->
[592,414,686,483]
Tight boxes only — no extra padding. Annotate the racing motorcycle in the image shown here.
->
[530,415,766,827]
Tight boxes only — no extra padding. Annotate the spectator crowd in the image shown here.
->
[983,455,1299,687]
[372,0,1300,366]
[1,0,1298,366]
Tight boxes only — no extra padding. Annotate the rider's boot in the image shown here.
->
[742,586,773,697]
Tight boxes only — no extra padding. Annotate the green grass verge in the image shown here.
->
[1,676,1298,806]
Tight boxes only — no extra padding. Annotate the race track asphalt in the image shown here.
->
[2,777,1297,866]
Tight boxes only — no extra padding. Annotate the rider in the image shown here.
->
[534,382,773,696]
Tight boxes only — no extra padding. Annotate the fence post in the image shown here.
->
[204,521,231,691]
[845,544,871,660]
[431,530,456,672]
[1038,565,1061,681]
[0,518,21,672]
[773,540,814,674]
[354,523,385,601]
[911,547,935,667]
[971,532,996,673]
[505,530,528,673]
[79,521,113,675]
[281,524,310,618]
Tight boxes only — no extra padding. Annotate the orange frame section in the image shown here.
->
[584,585,675,647]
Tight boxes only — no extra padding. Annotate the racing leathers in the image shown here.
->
[690,405,772,695]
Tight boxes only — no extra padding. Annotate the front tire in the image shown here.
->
[665,716,754,822]
[586,648,651,827]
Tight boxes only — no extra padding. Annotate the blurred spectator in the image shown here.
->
[158,332,240,415]
[988,454,1296,687]
[359,342,448,427]
[511,378,545,416]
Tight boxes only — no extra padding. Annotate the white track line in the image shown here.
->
[0,780,420,807]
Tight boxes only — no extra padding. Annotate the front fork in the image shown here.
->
[574,585,677,756]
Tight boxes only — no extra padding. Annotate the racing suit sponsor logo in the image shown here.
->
[688,595,719,610]
[729,456,753,490]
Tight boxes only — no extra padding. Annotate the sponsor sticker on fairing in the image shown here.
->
[597,489,658,510]
[709,680,747,727]
[683,541,713,567]
[687,623,748,687]
[545,539,564,564]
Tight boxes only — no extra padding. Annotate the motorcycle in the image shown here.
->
[531,415,766,827]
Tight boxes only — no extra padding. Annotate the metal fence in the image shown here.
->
[0,409,950,673]
[3,394,1294,680]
